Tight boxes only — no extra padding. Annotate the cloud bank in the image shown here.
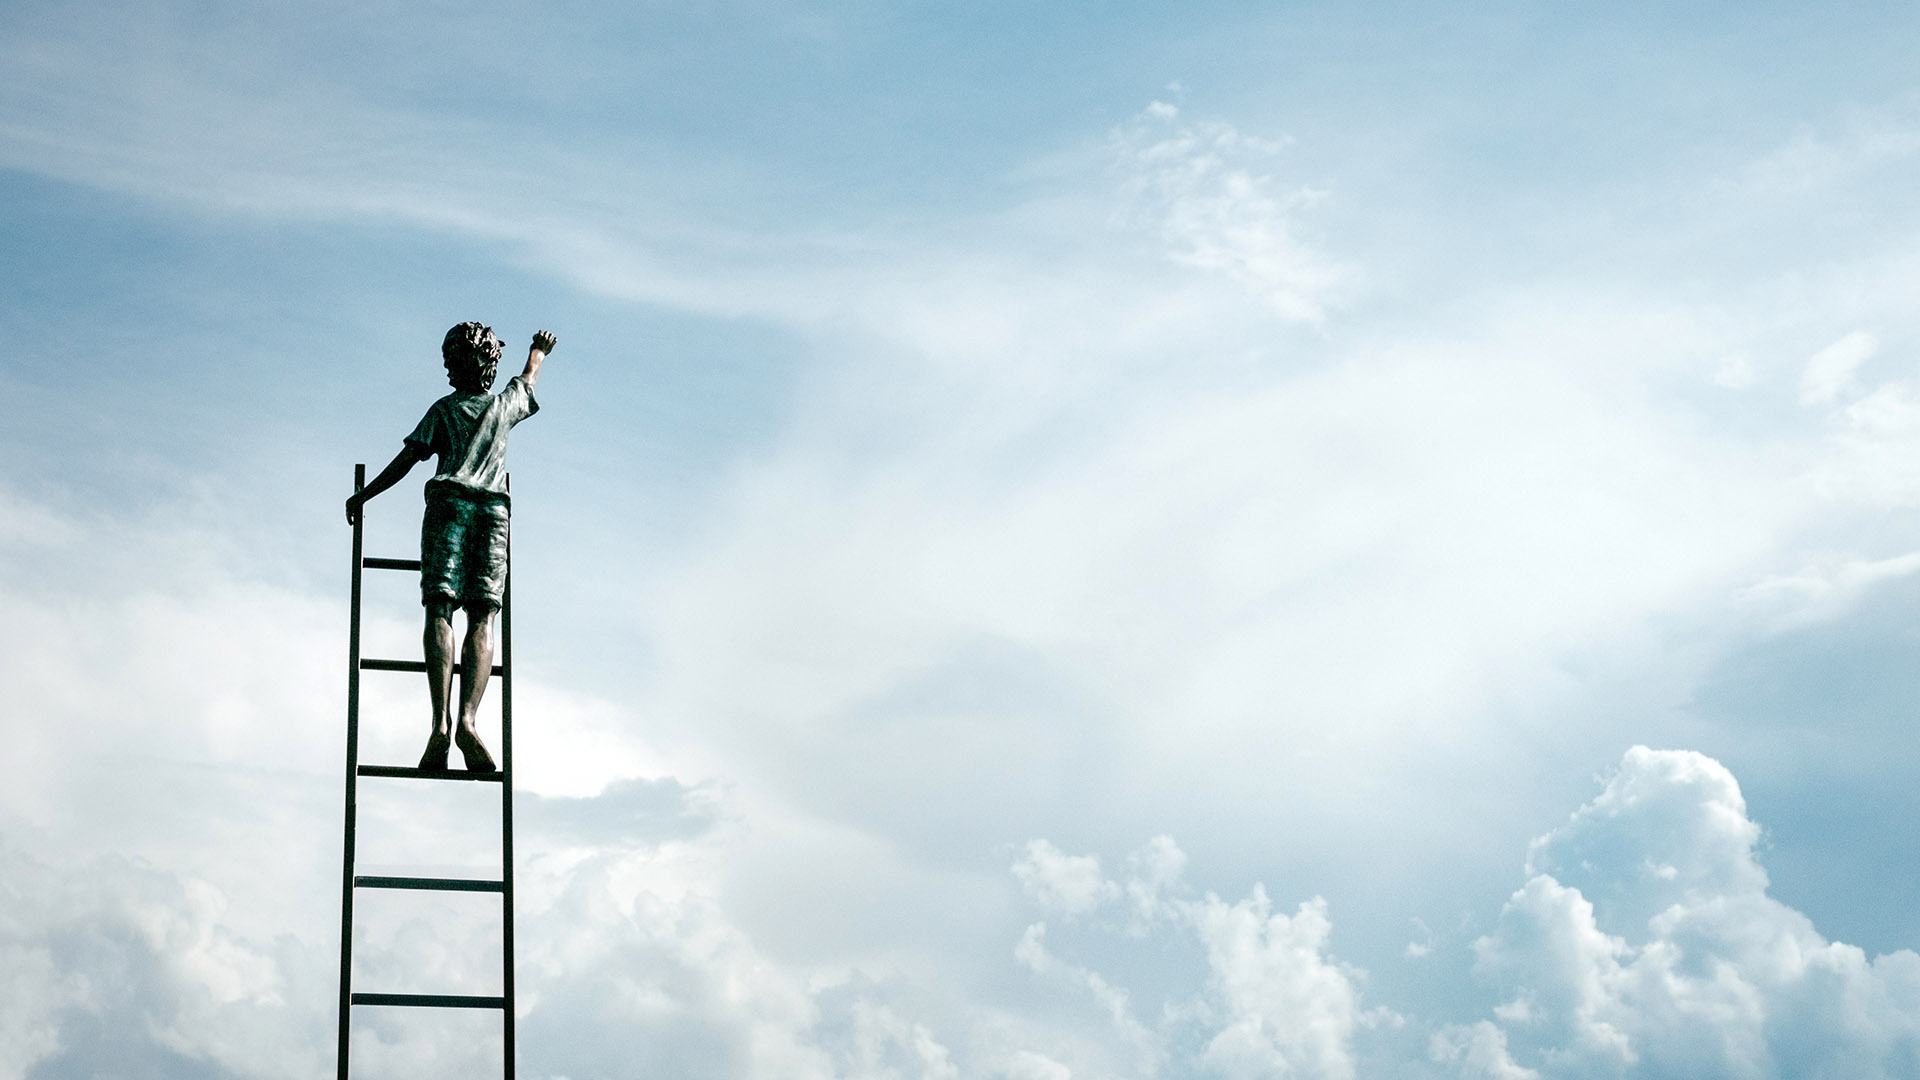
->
[1005,747,1920,1080]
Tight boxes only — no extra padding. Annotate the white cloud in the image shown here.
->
[1190,890,1366,1080]
[1011,752,1920,1080]
[518,847,844,1080]
[1405,917,1435,960]
[0,488,82,546]
[1738,551,1920,630]
[0,18,1332,383]
[1123,835,1187,929]
[1430,1021,1542,1080]
[1799,330,1877,405]
[1012,840,1119,918]
[0,844,326,1080]
[1813,376,1920,507]
[0,480,684,817]
[840,1000,961,1080]
[633,283,1812,905]
[0,821,990,1080]
[21,734,1913,1080]
[1463,746,1920,1079]
[1008,838,1369,1080]
[1111,103,1345,322]
[0,483,963,1079]
[1735,102,1920,196]
[1014,922,1161,1072]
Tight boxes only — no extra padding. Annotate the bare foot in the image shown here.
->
[455,726,497,773]
[418,729,451,771]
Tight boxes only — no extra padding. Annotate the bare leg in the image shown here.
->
[454,602,498,772]
[419,601,456,769]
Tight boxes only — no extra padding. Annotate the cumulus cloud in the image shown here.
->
[23,738,1916,1080]
[1123,835,1187,930]
[1015,750,1920,1080]
[0,823,989,1080]
[0,844,326,1080]
[1008,837,1370,1080]
[517,848,842,1080]
[1460,746,1920,1079]
[1012,840,1119,918]
[835,1000,961,1080]
[1190,890,1369,1080]
[1430,1021,1541,1080]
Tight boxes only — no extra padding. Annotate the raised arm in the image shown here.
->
[521,330,557,390]
[344,443,430,525]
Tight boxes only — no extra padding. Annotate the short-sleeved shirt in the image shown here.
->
[404,375,539,503]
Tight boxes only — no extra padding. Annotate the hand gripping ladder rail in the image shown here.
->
[336,463,519,1078]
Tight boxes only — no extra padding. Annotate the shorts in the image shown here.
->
[420,482,510,609]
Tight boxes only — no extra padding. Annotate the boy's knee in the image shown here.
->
[461,601,496,627]
[425,600,457,625]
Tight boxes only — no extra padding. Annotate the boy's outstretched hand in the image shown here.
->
[522,330,556,388]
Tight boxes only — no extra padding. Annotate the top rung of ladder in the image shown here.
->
[364,557,422,572]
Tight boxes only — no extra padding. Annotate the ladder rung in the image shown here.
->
[360,658,504,676]
[351,992,506,1009]
[355,874,504,893]
[357,765,504,782]
[362,556,422,571]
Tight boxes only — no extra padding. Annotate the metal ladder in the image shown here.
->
[337,463,518,1078]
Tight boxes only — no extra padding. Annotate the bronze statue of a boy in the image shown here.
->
[345,322,556,771]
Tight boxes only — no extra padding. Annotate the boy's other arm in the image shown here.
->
[520,330,557,390]
[344,443,430,525]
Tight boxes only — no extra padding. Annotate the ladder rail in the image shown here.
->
[501,476,517,1079]
[336,464,365,1080]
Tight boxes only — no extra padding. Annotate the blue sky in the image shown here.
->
[7,3,1920,1077]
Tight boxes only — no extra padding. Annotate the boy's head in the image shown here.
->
[441,321,503,393]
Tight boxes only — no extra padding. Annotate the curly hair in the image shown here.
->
[441,321,503,393]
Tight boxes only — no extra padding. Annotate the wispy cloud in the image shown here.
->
[1800,330,1877,405]
[1111,102,1348,323]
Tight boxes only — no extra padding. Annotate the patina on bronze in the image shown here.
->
[346,324,556,771]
